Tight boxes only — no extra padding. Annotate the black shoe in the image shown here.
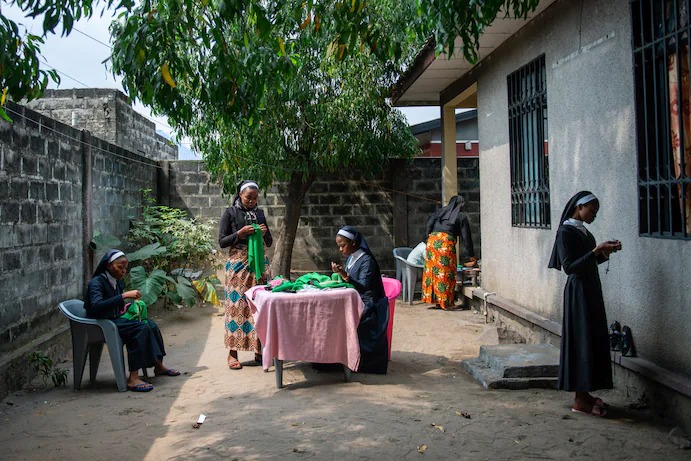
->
[609,321,622,351]
[621,326,635,356]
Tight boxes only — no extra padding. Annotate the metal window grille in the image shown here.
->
[632,0,691,239]
[507,55,550,228]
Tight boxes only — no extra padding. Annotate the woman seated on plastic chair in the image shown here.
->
[84,249,180,392]
[331,226,389,374]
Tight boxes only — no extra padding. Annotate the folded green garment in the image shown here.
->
[120,299,148,321]
[269,273,353,292]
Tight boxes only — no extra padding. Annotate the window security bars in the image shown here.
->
[507,54,550,228]
[632,0,691,239]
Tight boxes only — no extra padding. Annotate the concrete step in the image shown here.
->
[461,357,558,390]
[461,343,560,390]
[478,344,560,378]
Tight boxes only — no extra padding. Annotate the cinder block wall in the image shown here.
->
[0,101,160,397]
[0,103,84,356]
[0,100,480,399]
[168,157,482,274]
[25,89,177,161]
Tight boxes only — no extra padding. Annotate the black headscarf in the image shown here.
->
[436,195,465,225]
[93,249,126,277]
[548,191,598,270]
[233,180,259,212]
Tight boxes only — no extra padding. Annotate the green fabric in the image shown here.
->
[120,299,148,321]
[270,273,353,292]
[247,223,265,276]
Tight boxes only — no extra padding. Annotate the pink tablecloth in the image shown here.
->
[246,286,364,371]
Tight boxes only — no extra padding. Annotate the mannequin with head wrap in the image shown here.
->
[549,191,621,416]
[331,226,389,374]
[421,195,476,310]
[218,180,273,370]
[85,249,180,392]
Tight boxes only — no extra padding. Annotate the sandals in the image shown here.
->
[155,368,181,377]
[593,397,609,408]
[227,356,243,370]
[572,404,607,417]
[128,382,154,392]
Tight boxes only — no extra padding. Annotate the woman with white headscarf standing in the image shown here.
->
[219,180,272,370]
[549,191,621,417]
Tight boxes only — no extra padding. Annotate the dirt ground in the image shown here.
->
[0,299,688,461]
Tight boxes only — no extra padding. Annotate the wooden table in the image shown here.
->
[246,286,364,388]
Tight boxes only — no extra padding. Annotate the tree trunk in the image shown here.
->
[270,172,315,278]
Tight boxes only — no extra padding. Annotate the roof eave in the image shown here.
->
[391,38,437,106]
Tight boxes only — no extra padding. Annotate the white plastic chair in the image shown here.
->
[58,300,128,392]
[392,247,412,283]
[400,258,424,305]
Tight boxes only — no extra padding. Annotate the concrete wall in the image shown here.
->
[0,103,83,356]
[25,89,177,161]
[0,101,162,397]
[476,0,691,376]
[168,157,482,274]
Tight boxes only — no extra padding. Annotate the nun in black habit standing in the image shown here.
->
[85,249,180,392]
[548,191,621,416]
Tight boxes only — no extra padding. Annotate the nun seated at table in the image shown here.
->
[331,226,389,374]
[84,249,180,392]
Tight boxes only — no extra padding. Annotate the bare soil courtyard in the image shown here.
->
[0,300,687,460]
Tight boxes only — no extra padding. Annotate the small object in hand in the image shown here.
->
[192,414,206,429]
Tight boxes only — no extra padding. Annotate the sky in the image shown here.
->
[2,5,441,158]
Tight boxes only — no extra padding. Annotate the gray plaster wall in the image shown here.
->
[476,0,691,375]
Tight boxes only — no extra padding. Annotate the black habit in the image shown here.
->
[347,249,389,375]
[85,250,166,372]
[549,192,613,392]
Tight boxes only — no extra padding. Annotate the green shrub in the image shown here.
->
[29,351,68,388]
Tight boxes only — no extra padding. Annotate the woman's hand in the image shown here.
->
[238,225,256,238]
[331,261,347,279]
[123,290,142,300]
[259,224,268,236]
[594,240,621,257]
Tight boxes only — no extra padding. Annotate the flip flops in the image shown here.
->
[572,404,607,417]
[155,368,181,377]
[128,383,154,392]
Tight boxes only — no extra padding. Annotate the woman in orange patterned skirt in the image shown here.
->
[422,195,475,310]
[218,180,272,370]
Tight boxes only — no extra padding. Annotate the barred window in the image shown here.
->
[632,0,691,238]
[507,55,550,228]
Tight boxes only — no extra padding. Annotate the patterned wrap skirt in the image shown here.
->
[224,246,270,352]
[421,231,457,310]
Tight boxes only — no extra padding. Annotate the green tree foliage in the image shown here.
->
[2,0,540,274]
[1,0,539,120]
[109,0,425,275]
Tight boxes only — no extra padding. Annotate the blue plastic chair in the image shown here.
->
[58,300,128,392]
